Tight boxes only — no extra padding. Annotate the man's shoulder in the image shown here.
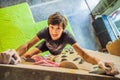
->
[63,30,70,34]
[41,27,48,32]
[37,27,49,39]
[38,27,49,35]
[63,30,72,36]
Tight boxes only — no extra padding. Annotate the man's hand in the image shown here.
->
[0,49,21,64]
[98,61,119,76]
[23,53,32,58]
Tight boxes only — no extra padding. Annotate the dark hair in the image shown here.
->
[48,12,67,29]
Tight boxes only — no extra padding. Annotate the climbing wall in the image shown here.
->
[0,2,74,53]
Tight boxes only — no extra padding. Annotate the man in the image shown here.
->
[16,12,119,75]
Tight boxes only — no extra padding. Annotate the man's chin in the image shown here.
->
[52,37,59,40]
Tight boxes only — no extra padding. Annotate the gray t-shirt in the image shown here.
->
[37,27,76,55]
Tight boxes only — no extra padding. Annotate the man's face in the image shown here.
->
[49,23,64,40]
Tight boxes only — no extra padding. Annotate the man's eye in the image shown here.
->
[58,28,61,29]
[51,27,53,29]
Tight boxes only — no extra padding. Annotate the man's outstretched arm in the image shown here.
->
[72,43,100,64]
[72,43,119,75]
[16,35,40,56]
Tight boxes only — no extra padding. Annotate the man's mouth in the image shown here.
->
[52,34,58,37]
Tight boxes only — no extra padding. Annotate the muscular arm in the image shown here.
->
[16,35,40,56]
[72,43,101,65]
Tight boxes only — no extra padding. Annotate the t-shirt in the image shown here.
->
[37,27,76,55]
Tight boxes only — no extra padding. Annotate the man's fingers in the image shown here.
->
[104,62,119,75]
[98,61,108,71]
[98,61,119,75]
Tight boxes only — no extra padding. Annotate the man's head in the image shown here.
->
[48,12,67,40]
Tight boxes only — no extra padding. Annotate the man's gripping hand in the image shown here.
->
[98,61,119,76]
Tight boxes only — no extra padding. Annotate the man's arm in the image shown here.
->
[16,35,40,56]
[72,43,119,75]
[72,43,100,65]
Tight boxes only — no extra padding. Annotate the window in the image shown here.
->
[107,8,120,39]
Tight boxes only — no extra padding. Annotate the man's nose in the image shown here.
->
[52,29,57,33]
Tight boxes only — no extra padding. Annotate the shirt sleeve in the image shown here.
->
[65,31,76,45]
[36,28,48,39]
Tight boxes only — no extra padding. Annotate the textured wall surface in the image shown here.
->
[0,50,120,80]
[0,65,119,80]
[0,0,26,7]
